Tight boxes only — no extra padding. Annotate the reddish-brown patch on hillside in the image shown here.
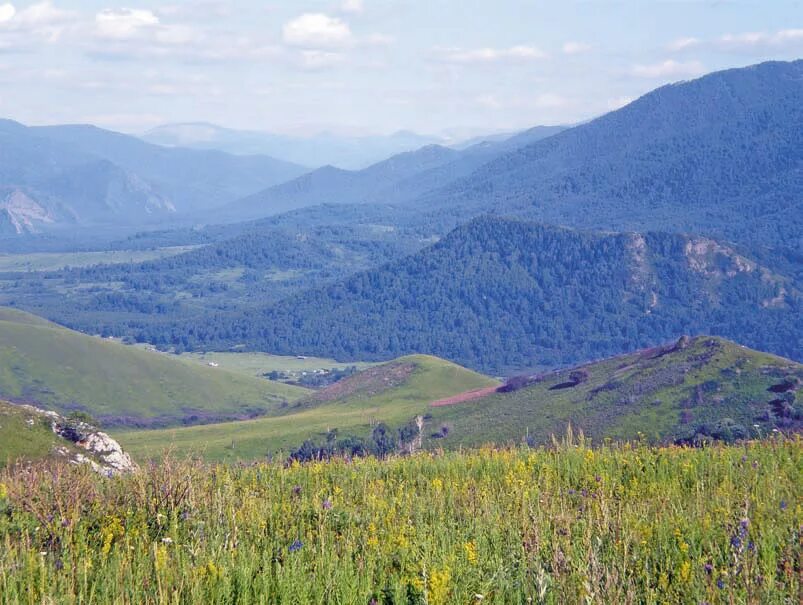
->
[301,362,416,406]
[430,386,499,407]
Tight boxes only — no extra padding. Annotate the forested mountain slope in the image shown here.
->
[411,60,803,251]
[171,217,801,374]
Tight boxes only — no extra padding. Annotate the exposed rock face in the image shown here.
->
[0,190,54,234]
[684,238,756,277]
[14,403,137,475]
[53,420,138,476]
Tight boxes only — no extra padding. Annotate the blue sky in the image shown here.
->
[0,0,801,137]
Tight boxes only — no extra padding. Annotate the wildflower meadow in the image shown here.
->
[0,434,800,604]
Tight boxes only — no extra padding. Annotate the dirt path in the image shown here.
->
[430,385,499,407]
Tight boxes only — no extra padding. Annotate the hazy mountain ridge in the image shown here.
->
[220,126,566,222]
[0,119,307,233]
[143,122,453,169]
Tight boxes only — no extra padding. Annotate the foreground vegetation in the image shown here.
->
[0,435,800,604]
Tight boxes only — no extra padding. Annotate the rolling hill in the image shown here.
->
[427,336,803,448]
[0,119,307,234]
[169,216,802,374]
[411,60,803,251]
[117,354,498,461]
[0,308,308,427]
[116,337,802,462]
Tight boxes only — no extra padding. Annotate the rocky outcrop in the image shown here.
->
[52,418,138,476]
[0,190,54,234]
[14,403,138,475]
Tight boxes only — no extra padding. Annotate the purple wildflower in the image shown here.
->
[747,540,755,552]
[289,539,303,552]
[322,498,333,510]
[780,500,787,511]
[292,485,302,497]
[730,535,742,549]
[704,563,713,575]
[716,578,725,590]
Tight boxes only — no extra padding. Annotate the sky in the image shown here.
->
[0,0,801,137]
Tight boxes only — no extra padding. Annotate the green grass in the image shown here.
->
[175,350,379,380]
[428,337,803,449]
[117,355,498,461]
[119,338,802,462]
[0,437,799,603]
[0,308,309,426]
[0,401,67,466]
[0,246,198,272]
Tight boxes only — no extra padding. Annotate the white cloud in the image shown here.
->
[437,45,546,64]
[298,49,344,70]
[718,29,803,49]
[607,96,634,111]
[341,0,363,14]
[476,92,572,111]
[0,3,15,23]
[0,2,76,44]
[631,59,706,78]
[283,13,352,48]
[562,41,591,55]
[667,37,699,51]
[364,33,394,46]
[15,1,71,26]
[534,93,570,109]
[476,94,503,109]
[95,8,159,40]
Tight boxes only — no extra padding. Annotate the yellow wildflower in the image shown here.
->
[429,567,451,605]
[464,540,478,565]
[679,560,691,583]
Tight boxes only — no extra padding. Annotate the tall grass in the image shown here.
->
[0,435,800,604]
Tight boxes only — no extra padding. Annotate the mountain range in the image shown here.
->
[0,120,306,235]
[405,60,803,252]
[219,125,567,222]
[143,123,491,170]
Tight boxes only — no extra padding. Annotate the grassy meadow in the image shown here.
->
[176,350,379,381]
[0,435,800,604]
[0,308,308,426]
[117,355,497,461]
[0,246,198,272]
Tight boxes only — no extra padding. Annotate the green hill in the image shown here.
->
[427,336,802,448]
[117,338,802,462]
[116,354,498,461]
[0,400,79,466]
[0,308,308,427]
